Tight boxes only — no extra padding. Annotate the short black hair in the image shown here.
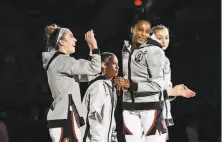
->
[132,14,153,27]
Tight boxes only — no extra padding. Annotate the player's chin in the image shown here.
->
[72,50,75,54]
[162,46,168,50]
[114,73,118,77]
[116,72,119,76]
[136,40,145,45]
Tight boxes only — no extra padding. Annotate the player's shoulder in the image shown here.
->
[143,38,163,53]
[88,76,105,89]
[144,45,164,55]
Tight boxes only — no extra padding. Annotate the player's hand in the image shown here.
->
[114,77,130,89]
[85,30,97,49]
[180,86,196,98]
[171,84,185,96]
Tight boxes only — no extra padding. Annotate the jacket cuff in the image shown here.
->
[163,90,169,100]
[164,89,176,101]
[92,49,100,55]
[129,82,138,91]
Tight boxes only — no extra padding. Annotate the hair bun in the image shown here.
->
[44,24,59,39]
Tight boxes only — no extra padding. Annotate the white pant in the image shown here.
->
[123,110,166,142]
[49,111,81,142]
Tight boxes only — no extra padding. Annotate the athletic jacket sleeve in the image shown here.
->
[129,46,165,92]
[88,82,106,142]
[165,82,176,101]
[74,75,98,82]
[56,49,101,76]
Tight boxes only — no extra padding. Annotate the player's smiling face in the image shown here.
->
[131,20,151,46]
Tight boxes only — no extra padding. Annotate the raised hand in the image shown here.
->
[85,30,97,50]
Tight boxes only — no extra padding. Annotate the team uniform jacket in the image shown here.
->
[122,39,166,111]
[81,76,118,142]
[42,49,101,127]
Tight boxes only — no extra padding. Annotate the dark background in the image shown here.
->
[0,0,220,142]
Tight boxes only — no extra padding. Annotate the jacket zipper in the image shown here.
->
[107,85,115,142]
[128,48,135,105]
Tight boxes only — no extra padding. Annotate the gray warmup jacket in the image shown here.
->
[42,49,101,127]
[81,76,118,142]
[122,39,165,110]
